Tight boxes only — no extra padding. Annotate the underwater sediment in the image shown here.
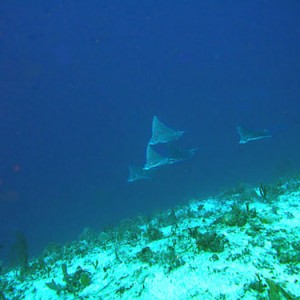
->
[1,177,300,299]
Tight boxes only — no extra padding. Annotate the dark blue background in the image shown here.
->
[1,1,299,259]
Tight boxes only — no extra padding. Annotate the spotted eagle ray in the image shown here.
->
[238,126,272,144]
[149,116,184,145]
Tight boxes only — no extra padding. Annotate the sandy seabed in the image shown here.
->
[1,177,300,299]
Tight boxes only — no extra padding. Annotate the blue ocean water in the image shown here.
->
[0,0,299,262]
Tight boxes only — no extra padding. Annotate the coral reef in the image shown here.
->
[0,177,300,299]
